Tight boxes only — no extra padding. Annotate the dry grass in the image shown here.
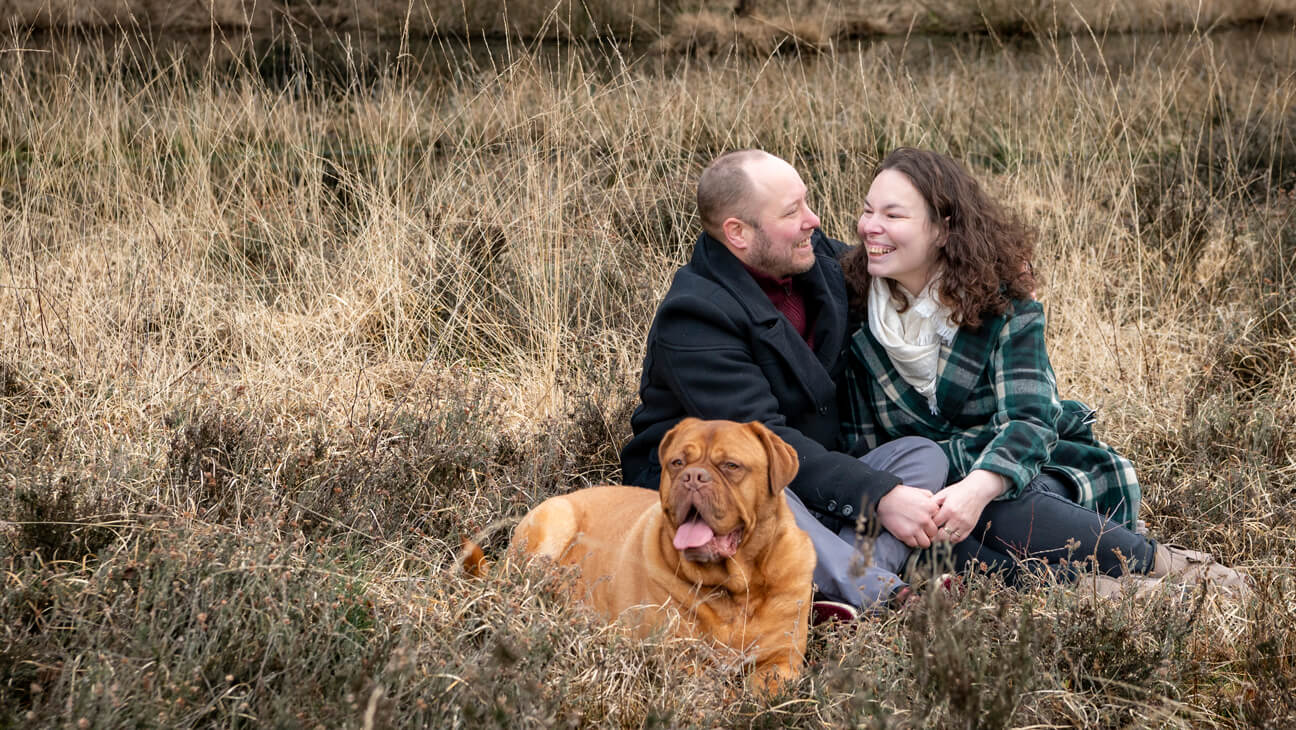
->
[5,0,1296,40]
[2,18,1295,729]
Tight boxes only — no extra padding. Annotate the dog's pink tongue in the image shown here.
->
[673,518,715,550]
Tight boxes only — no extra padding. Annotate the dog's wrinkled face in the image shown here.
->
[656,419,798,564]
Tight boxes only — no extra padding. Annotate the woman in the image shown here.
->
[838,147,1245,595]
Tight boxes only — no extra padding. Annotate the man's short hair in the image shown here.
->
[697,149,770,237]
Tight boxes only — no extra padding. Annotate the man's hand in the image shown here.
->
[876,484,940,548]
[933,469,1006,543]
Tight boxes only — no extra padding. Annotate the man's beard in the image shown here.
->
[748,226,813,279]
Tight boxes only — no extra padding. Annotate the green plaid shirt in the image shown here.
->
[842,299,1141,529]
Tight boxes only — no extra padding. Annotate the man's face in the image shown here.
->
[736,157,821,279]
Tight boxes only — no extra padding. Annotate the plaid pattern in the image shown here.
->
[842,299,1141,529]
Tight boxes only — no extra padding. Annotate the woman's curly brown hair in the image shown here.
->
[840,147,1038,329]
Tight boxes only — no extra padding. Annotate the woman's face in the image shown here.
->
[857,169,944,295]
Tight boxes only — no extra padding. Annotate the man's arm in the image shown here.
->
[876,485,942,548]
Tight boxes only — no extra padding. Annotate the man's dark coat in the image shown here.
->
[619,230,900,526]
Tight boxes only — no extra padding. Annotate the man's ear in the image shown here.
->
[745,421,799,495]
[721,217,750,250]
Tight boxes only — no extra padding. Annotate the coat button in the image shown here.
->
[817,405,828,415]
[841,504,853,517]
[826,500,838,512]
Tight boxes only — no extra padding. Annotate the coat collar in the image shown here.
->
[690,230,847,368]
[691,231,782,324]
[850,307,1005,421]
[932,312,1004,415]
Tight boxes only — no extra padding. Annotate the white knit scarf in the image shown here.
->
[867,274,958,414]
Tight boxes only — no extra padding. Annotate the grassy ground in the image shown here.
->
[2,20,1295,729]
[9,0,1296,39]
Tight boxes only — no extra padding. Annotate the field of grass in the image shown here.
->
[2,14,1295,729]
[10,0,1296,39]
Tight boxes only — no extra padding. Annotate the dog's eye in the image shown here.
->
[669,458,684,468]
[722,462,740,470]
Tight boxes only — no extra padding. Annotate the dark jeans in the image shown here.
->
[925,472,1157,585]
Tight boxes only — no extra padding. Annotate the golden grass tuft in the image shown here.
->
[655,10,832,58]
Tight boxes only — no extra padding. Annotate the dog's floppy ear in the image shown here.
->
[745,421,799,494]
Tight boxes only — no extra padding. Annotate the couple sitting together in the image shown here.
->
[619,147,1248,617]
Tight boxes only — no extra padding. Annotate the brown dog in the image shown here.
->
[503,418,814,692]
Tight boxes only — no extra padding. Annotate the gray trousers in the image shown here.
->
[784,437,947,610]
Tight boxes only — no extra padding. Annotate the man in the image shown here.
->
[619,149,950,614]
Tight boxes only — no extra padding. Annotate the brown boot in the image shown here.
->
[1149,543,1251,597]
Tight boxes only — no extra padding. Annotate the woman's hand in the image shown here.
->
[933,469,1007,543]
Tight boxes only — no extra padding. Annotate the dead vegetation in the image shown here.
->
[2,17,1295,728]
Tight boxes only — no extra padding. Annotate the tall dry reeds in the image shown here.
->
[1,20,1294,728]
